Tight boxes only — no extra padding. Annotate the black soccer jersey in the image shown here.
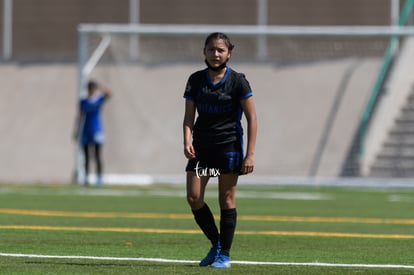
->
[184,67,253,145]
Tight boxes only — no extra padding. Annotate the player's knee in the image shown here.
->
[186,194,198,205]
[187,194,203,209]
[219,195,235,209]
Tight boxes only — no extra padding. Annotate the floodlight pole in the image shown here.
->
[391,0,400,53]
[257,0,268,61]
[2,0,12,60]
[391,0,400,26]
[129,0,140,60]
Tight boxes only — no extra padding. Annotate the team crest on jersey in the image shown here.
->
[217,89,231,100]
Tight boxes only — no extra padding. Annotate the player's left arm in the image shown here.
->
[240,96,257,174]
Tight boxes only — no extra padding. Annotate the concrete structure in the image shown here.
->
[0,58,380,183]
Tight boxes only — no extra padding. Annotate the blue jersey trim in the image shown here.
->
[240,92,253,100]
[183,95,195,101]
[205,67,231,88]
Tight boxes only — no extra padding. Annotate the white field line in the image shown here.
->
[1,253,414,270]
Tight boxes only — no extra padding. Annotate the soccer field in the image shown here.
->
[1,183,414,274]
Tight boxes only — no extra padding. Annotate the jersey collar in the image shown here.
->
[205,66,231,88]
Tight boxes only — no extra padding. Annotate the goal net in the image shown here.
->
[76,24,414,185]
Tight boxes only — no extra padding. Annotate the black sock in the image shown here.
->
[220,208,237,256]
[192,203,219,245]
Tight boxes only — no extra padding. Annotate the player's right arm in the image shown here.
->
[99,84,112,100]
[183,99,196,159]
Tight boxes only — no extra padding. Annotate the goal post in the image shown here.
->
[76,23,414,185]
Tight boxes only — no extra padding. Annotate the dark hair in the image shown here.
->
[87,80,98,91]
[204,32,234,51]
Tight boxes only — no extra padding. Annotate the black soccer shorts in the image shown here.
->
[185,141,244,176]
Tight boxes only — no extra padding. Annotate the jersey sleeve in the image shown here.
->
[237,73,253,100]
[96,93,106,106]
[183,75,195,102]
[80,94,105,112]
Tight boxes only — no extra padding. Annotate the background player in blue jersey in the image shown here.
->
[183,32,257,268]
[77,80,111,186]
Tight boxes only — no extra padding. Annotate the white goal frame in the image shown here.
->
[76,23,414,185]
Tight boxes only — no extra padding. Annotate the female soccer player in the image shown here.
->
[77,80,111,186]
[183,32,257,268]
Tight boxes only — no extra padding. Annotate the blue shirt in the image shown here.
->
[80,93,106,145]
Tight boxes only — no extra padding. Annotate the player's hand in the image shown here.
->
[184,144,196,159]
[241,156,254,175]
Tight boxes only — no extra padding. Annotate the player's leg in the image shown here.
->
[94,143,103,186]
[211,173,238,268]
[83,145,90,186]
[186,171,209,210]
[186,171,220,266]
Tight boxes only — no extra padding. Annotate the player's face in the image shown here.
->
[204,38,231,68]
[88,87,98,97]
